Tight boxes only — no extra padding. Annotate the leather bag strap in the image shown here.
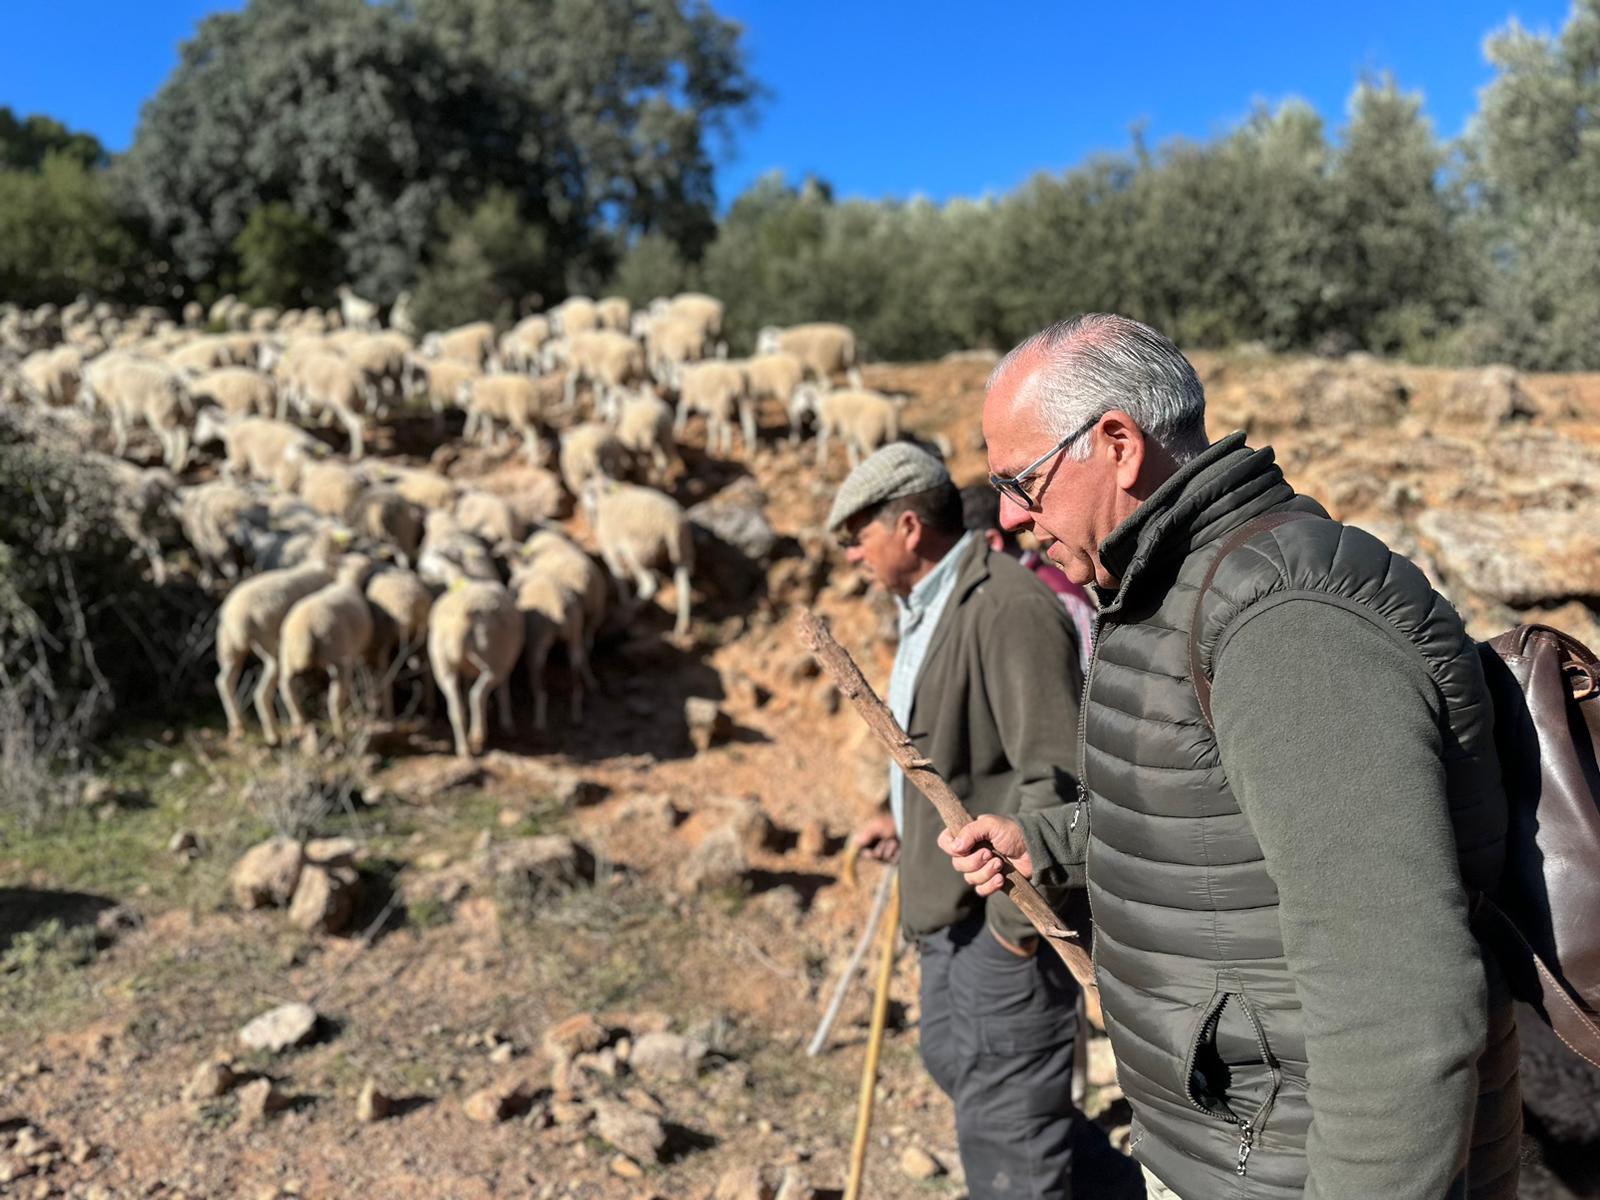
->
[1189,510,1318,727]
[1474,894,1600,1069]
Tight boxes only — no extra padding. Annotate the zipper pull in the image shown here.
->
[1235,1128,1254,1177]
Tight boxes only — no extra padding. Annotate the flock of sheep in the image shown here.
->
[0,287,905,758]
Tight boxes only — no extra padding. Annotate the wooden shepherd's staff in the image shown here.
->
[796,611,1098,996]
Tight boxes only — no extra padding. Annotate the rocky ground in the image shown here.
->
[3,351,1599,1199]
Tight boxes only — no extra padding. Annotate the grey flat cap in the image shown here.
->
[826,442,951,531]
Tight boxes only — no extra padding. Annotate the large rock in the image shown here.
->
[628,1031,709,1083]
[237,1077,290,1124]
[715,1165,776,1200]
[690,478,776,602]
[675,825,747,897]
[1430,365,1536,427]
[685,697,732,753]
[463,1076,531,1123]
[238,1002,319,1053]
[593,1099,667,1164]
[475,834,595,895]
[1416,508,1600,607]
[230,838,305,910]
[287,863,361,934]
[542,1013,608,1064]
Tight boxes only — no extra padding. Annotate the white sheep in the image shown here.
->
[365,564,434,719]
[613,387,679,482]
[427,576,525,758]
[337,285,380,332]
[176,479,267,586]
[643,316,709,387]
[510,565,588,731]
[741,352,805,428]
[82,354,195,470]
[193,411,324,491]
[563,329,647,415]
[389,291,415,336]
[550,296,600,337]
[793,384,902,468]
[675,359,755,455]
[454,488,525,552]
[756,322,862,387]
[374,464,457,512]
[297,459,366,521]
[417,512,499,588]
[18,346,81,406]
[661,293,724,348]
[287,352,369,459]
[408,355,483,415]
[559,421,627,504]
[279,554,377,738]
[498,316,552,372]
[351,485,423,567]
[188,366,277,418]
[515,529,607,682]
[588,480,695,636]
[421,321,496,367]
[459,373,560,463]
[596,296,631,332]
[214,533,342,744]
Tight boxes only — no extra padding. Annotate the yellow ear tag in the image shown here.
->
[450,577,467,592]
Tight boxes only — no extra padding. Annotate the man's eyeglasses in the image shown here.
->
[988,412,1102,510]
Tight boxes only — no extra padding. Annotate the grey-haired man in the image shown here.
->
[831,442,1088,1199]
[940,313,1520,1200]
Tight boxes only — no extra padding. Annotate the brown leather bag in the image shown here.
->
[1474,625,1600,1068]
[1191,513,1600,1068]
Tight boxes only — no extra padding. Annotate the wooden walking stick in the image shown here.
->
[796,611,1098,997]
[844,870,899,1200]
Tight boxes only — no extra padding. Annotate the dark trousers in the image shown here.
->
[918,914,1081,1199]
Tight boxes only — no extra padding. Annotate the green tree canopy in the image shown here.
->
[0,107,105,172]
[0,153,140,307]
[118,0,755,303]
[232,202,340,309]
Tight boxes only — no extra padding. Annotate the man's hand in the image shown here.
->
[852,812,900,865]
[937,814,1032,896]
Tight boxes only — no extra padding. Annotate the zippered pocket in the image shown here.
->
[1180,988,1282,1177]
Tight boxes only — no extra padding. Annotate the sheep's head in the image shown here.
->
[755,327,782,356]
[192,405,230,447]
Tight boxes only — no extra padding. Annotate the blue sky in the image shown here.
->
[0,1,1576,205]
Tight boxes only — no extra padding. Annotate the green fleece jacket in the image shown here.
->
[1019,599,1488,1200]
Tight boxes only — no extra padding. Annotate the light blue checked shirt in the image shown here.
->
[887,531,975,834]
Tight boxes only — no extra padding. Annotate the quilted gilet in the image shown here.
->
[1082,433,1515,1198]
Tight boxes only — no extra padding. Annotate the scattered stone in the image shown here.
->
[184,1059,237,1102]
[898,1145,943,1180]
[593,1100,666,1164]
[629,1031,709,1083]
[169,829,203,858]
[463,1076,531,1123]
[550,1099,593,1126]
[685,697,732,752]
[68,1137,93,1165]
[356,1078,391,1123]
[1087,1037,1118,1088]
[796,819,827,858]
[287,860,361,935]
[542,1013,608,1063]
[403,759,487,800]
[774,1166,817,1200]
[675,825,747,896]
[230,838,305,910]
[614,792,681,832]
[714,1165,776,1200]
[94,904,141,940]
[488,1041,515,1065]
[13,1128,56,1158]
[610,1155,644,1179]
[477,834,596,894]
[238,1002,319,1053]
[237,1077,290,1124]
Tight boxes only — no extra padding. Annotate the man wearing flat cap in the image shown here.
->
[833,442,1088,1199]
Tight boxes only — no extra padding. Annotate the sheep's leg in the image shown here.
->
[276,391,289,421]
[847,366,863,389]
[495,675,515,735]
[814,423,829,467]
[673,396,689,434]
[462,410,479,442]
[526,641,550,733]
[280,666,307,735]
[439,670,471,757]
[111,410,129,458]
[672,565,692,637]
[254,649,282,746]
[564,370,579,411]
[740,400,757,455]
[328,665,349,738]
[567,629,588,721]
[847,437,862,470]
[216,649,246,740]
[466,672,494,754]
[171,425,191,472]
[343,410,363,460]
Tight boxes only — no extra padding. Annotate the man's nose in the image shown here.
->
[845,545,864,565]
[998,491,1032,533]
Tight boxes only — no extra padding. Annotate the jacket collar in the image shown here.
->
[1094,431,1319,616]
[918,533,992,671]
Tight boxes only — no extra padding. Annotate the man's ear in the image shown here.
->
[898,508,924,555]
[1098,410,1147,492]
